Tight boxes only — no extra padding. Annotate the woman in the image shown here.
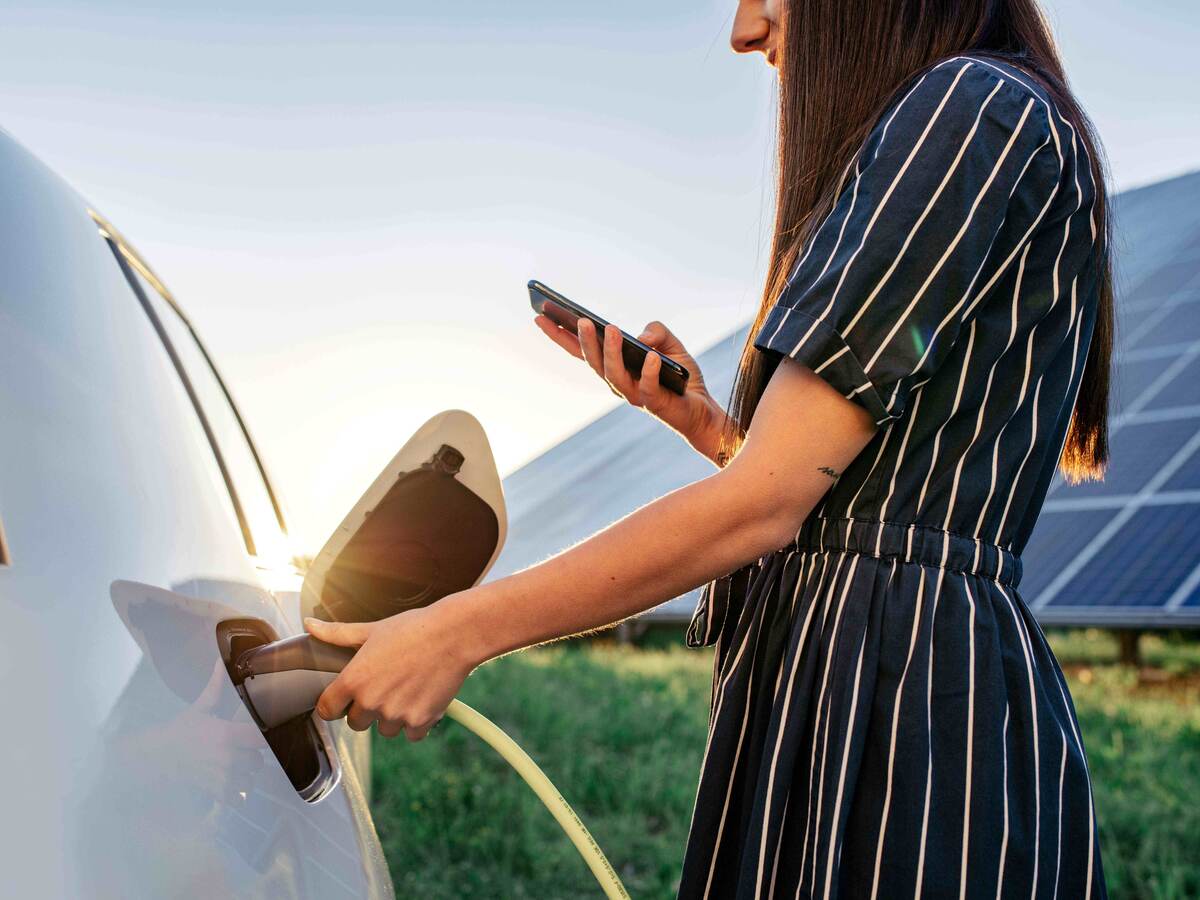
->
[309,0,1111,895]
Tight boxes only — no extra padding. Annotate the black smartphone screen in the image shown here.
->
[528,280,690,396]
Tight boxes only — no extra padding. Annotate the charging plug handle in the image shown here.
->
[234,632,356,684]
[232,633,358,730]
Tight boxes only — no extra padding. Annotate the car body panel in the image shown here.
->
[0,128,399,897]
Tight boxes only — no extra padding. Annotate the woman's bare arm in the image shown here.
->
[445,359,874,657]
[307,358,875,740]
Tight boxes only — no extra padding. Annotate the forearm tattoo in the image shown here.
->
[817,466,840,480]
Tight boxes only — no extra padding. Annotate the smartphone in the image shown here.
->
[528,279,690,396]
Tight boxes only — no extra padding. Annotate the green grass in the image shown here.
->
[370,629,1200,899]
[1051,631,1200,900]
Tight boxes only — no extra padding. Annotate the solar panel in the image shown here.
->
[1164,445,1200,491]
[496,170,1200,628]
[1018,508,1111,600]
[1135,307,1200,349]
[1143,352,1200,410]
[1117,352,1182,406]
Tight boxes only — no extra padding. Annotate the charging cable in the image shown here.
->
[445,699,631,900]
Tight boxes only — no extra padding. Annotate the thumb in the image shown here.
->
[305,617,372,648]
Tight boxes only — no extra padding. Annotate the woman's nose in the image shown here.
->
[730,1,773,55]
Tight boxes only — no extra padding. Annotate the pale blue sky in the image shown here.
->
[2,0,1197,551]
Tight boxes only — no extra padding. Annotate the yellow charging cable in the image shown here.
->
[444,699,631,900]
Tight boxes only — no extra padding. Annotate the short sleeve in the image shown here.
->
[754,57,1059,424]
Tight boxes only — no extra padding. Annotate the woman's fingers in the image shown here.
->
[534,314,585,360]
[552,315,701,414]
[376,718,406,739]
[638,320,689,359]
[576,319,606,378]
[305,617,372,648]
[602,325,640,402]
[578,321,624,399]
[637,352,670,414]
[315,674,353,721]
[345,702,376,733]
[404,722,436,743]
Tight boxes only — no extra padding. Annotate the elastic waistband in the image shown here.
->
[793,517,1022,588]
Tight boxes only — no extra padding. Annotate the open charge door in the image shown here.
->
[301,410,507,624]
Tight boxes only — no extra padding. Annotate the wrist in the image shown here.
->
[690,397,733,465]
[433,584,503,670]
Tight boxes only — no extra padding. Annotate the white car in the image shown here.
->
[0,129,507,898]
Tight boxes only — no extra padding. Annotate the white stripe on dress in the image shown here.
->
[996,704,1012,900]
[958,575,979,900]
[1052,728,1068,900]
[763,556,830,900]
[868,567,930,900]
[913,560,948,897]
[947,229,1035,539]
[785,155,860,283]
[996,584,1043,899]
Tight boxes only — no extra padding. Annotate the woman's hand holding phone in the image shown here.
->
[534,314,733,466]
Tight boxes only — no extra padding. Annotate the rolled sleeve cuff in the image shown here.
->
[753,303,896,425]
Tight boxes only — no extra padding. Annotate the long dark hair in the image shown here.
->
[726,0,1112,482]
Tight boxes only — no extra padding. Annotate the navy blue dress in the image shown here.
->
[679,55,1108,899]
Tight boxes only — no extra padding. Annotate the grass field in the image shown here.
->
[370,629,1200,899]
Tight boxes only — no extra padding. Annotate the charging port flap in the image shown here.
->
[301,410,507,623]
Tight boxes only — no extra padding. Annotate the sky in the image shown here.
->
[2,0,1197,553]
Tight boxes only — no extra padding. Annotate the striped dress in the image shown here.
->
[679,55,1107,899]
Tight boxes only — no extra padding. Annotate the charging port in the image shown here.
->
[215,619,339,802]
